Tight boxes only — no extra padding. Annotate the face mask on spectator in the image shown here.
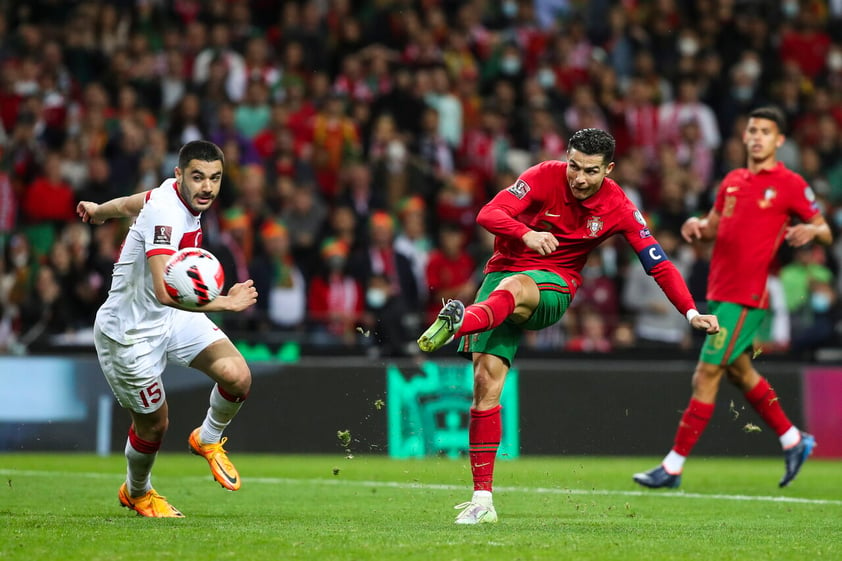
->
[366,287,388,309]
[740,60,761,80]
[732,85,754,102]
[678,38,699,57]
[502,1,517,17]
[829,52,842,72]
[501,56,521,75]
[811,292,832,313]
[538,69,556,89]
[782,0,798,17]
[327,256,346,270]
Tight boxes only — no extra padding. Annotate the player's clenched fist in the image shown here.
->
[690,313,720,334]
[225,280,258,312]
[77,201,104,224]
[522,231,559,256]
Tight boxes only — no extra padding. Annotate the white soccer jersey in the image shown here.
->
[96,178,203,344]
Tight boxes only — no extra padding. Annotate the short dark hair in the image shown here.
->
[748,106,787,134]
[178,140,225,171]
[568,128,615,165]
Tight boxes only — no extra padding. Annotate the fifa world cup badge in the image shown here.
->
[586,216,603,237]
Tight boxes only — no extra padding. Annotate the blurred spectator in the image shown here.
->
[424,222,476,324]
[193,22,247,102]
[210,101,260,165]
[348,210,419,318]
[311,94,361,200]
[425,66,463,149]
[658,74,721,151]
[394,195,433,305]
[307,237,363,347]
[234,79,271,140]
[165,92,208,155]
[336,161,385,228]
[780,245,834,312]
[21,151,77,256]
[16,264,74,351]
[622,229,692,349]
[564,309,613,353]
[250,219,306,330]
[623,75,661,164]
[281,182,328,280]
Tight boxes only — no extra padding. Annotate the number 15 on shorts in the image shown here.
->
[139,381,164,408]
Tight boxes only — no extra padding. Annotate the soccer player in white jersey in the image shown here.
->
[77,140,258,517]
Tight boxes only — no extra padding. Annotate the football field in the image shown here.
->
[2,453,841,561]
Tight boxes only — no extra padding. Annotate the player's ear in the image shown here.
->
[776,134,785,148]
[604,161,615,176]
[174,166,182,183]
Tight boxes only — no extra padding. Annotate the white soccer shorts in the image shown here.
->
[94,311,227,413]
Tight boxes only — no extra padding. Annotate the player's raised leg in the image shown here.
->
[419,285,520,353]
[188,338,251,491]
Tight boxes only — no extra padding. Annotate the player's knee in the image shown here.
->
[216,357,251,396]
[496,276,524,300]
[691,364,723,392]
[472,367,504,406]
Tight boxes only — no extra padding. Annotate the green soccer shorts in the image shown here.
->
[700,300,767,366]
[458,270,571,366]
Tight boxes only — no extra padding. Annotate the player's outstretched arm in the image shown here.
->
[77,191,149,224]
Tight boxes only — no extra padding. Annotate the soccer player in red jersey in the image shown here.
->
[417,128,720,524]
[633,106,833,490]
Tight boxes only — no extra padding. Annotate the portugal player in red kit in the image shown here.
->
[417,128,720,524]
[634,107,833,490]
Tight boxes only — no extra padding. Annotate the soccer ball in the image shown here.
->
[163,247,224,308]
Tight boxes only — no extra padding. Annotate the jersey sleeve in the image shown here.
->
[476,165,546,240]
[137,190,187,259]
[711,171,734,214]
[618,205,696,315]
[788,176,822,223]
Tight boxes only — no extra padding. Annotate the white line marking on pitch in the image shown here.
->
[3,469,841,506]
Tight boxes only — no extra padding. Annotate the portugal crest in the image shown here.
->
[586,216,603,237]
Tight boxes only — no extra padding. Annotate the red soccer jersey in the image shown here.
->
[479,160,695,314]
[709,162,820,308]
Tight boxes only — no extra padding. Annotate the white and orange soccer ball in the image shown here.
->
[163,247,224,308]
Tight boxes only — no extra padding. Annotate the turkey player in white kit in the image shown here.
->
[77,140,258,517]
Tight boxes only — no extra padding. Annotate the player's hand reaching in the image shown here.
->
[224,280,258,312]
[77,201,104,224]
[522,231,559,256]
[690,313,720,334]
[784,223,818,247]
[680,217,705,242]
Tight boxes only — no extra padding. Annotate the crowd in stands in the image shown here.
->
[1,0,841,358]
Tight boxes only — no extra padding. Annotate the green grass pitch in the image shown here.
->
[2,453,841,561]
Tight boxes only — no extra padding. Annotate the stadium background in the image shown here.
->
[1,0,841,457]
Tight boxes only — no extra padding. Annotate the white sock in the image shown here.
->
[125,439,156,496]
[199,384,244,444]
[472,490,493,505]
[662,450,686,474]
[780,426,801,449]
